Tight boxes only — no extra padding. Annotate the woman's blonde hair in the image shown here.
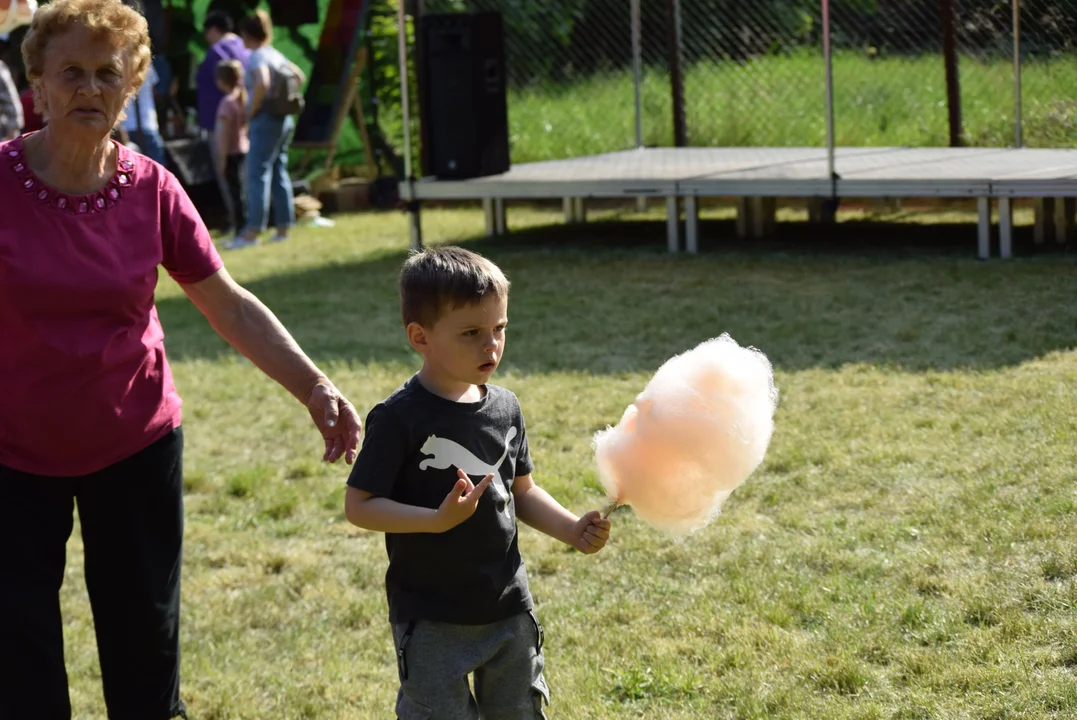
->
[215,58,247,113]
[237,9,272,45]
[21,0,152,112]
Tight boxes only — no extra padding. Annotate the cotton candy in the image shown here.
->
[592,334,778,534]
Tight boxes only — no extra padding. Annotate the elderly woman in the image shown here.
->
[0,1,362,718]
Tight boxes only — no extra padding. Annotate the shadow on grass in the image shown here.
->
[158,217,1077,374]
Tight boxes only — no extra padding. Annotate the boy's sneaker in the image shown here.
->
[225,236,259,250]
[270,231,290,243]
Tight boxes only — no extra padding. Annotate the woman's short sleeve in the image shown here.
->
[159,170,224,285]
[244,49,265,91]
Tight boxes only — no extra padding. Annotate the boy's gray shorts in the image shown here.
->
[391,609,551,720]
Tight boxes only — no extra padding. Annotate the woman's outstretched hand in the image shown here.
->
[305,379,363,464]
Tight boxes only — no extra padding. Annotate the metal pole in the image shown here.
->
[823,0,835,179]
[631,0,643,149]
[1012,0,1022,148]
[674,0,684,144]
[632,0,647,211]
[397,0,413,179]
[398,0,421,248]
[665,0,686,146]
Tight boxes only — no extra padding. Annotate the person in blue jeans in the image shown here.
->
[229,9,304,250]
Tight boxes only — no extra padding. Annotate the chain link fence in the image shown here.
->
[1012,0,1077,147]
[373,0,1077,172]
[677,2,826,147]
[827,0,1060,149]
[400,0,652,163]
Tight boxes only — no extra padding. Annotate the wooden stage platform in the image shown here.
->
[402,146,1077,258]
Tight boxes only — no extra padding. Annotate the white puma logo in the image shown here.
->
[419,427,518,503]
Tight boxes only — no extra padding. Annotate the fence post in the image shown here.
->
[1013,0,1022,148]
[398,0,421,249]
[632,0,648,212]
[398,0,413,181]
[666,0,686,146]
[822,0,836,195]
[939,0,963,146]
[632,0,643,149]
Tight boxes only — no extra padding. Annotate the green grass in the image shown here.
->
[60,206,1077,718]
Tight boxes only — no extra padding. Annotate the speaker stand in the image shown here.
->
[407,200,423,250]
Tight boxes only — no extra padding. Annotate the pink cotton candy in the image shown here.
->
[593,334,778,534]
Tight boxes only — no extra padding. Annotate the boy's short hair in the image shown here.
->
[399,246,510,328]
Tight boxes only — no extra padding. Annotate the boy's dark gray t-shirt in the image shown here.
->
[347,376,535,625]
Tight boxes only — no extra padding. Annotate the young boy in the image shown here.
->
[345,246,612,719]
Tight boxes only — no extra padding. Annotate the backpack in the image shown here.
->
[264,61,304,118]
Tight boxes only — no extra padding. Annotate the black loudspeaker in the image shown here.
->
[418,12,510,180]
[266,0,319,27]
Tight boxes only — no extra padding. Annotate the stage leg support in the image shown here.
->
[666,196,680,253]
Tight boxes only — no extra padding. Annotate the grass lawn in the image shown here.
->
[59,206,1077,718]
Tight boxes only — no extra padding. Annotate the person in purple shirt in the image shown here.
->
[196,10,250,133]
[197,10,250,231]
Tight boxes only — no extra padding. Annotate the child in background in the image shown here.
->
[214,59,249,234]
